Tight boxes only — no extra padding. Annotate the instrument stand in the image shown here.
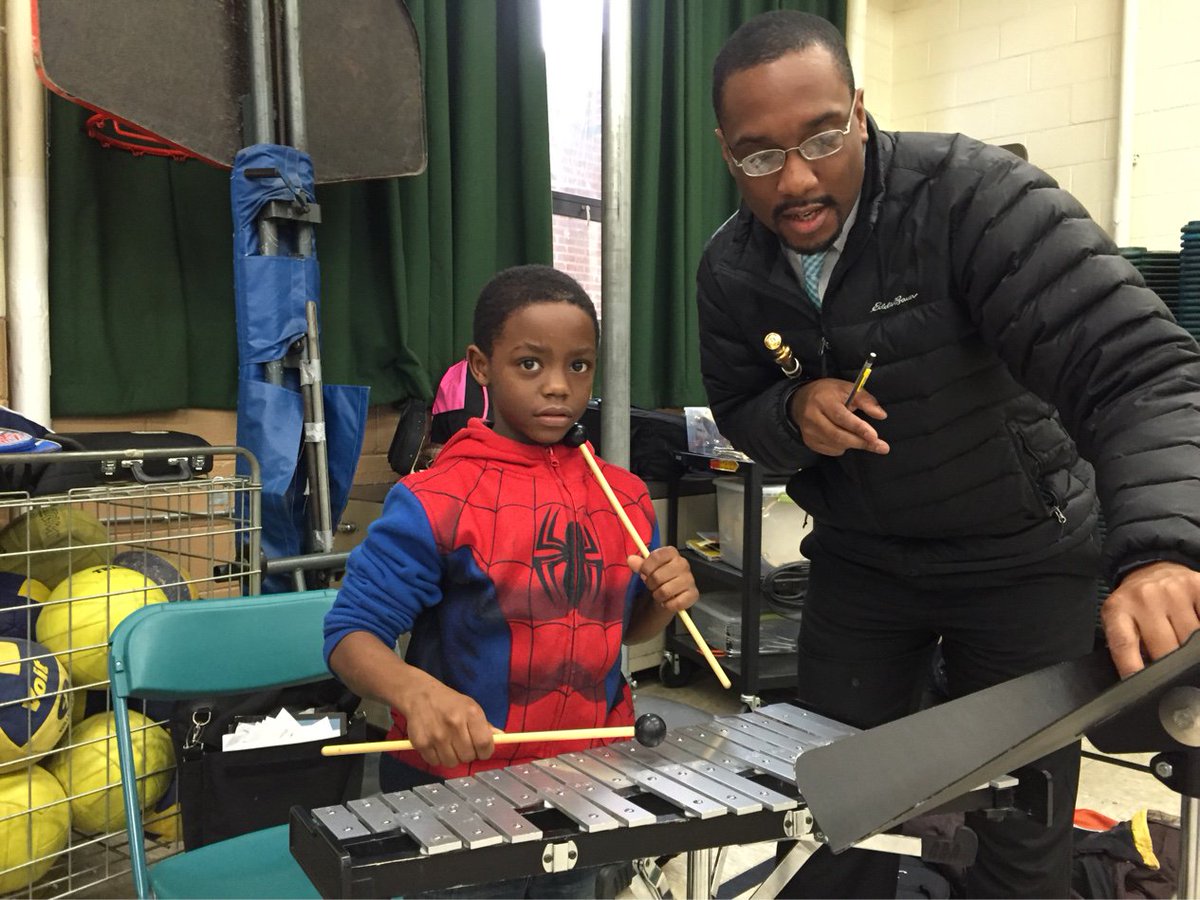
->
[1091,683,1200,898]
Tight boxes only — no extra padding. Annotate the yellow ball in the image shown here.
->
[0,507,110,589]
[0,765,71,893]
[0,639,71,773]
[143,800,182,844]
[46,711,174,836]
[36,567,168,686]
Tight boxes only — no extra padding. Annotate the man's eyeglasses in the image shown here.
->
[729,91,860,177]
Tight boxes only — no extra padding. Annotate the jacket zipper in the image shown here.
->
[1012,429,1067,526]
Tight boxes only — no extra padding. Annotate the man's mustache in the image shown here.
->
[773,197,835,219]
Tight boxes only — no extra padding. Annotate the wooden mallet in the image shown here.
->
[322,713,667,757]
[564,424,733,690]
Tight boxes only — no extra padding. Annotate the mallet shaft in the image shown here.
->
[321,725,635,757]
[578,444,733,690]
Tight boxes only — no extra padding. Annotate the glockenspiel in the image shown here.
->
[289,704,857,898]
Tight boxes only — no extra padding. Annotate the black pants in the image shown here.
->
[779,548,1099,898]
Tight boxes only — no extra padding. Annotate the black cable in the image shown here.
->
[761,560,809,619]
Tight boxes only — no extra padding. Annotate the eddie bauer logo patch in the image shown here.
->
[871,292,918,313]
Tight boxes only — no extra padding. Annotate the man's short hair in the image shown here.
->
[712,10,854,124]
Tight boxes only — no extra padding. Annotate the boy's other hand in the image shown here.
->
[397,671,496,769]
[628,546,699,613]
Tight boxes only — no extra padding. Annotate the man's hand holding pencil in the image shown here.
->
[787,354,889,457]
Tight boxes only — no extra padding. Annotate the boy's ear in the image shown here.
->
[466,344,490,386]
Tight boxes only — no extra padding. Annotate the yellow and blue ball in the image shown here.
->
[0,638,71,773]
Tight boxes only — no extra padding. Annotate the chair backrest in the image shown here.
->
[109,589,337,898]
[109,589,338,700]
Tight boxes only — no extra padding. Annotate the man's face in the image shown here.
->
[716,47,868,254]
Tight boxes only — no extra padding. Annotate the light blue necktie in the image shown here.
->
[801,252,827,306]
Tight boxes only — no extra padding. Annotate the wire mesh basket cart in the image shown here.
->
[0,444,261,897]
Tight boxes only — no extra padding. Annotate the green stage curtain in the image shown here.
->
[47,0,551,416]
[629,0,847,408]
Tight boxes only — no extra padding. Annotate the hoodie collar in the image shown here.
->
[435,418,594,476]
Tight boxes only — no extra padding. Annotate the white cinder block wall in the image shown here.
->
[860,0,1200,251]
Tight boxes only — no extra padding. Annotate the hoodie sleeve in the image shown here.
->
[323,483,444,663]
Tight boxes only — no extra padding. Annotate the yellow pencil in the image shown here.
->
[845,352,877,408]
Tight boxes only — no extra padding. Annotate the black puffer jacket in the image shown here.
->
[697,120,1200,581]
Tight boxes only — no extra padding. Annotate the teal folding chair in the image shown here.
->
[109,590,338,899]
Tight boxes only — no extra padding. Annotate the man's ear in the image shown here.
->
[466,344,490,386]
[715,127,737,176]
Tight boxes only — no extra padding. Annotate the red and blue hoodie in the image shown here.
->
[324,419,658,779]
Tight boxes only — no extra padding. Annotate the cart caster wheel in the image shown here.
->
[659,656,697,688]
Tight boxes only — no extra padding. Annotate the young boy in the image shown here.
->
[324,265,698,897]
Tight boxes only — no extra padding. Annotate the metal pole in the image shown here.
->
[246,0,280,260]
[686,848,713,900]
[1183,795,1200,900]
[280,0,333,555]
[601,0,633,469]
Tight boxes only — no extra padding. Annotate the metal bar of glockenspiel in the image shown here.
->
[755,703,860,741]
[742,711,844,749]
[532,757,657,827]
[712,716,803,754]
[554,749,635,790]
[606,742,763,815]
[669,730,796,783]
[506,764,622,833]
[442,777,544,843]
[379,791,463,854]
[584,746,728,818]
[648,741,797,812]
[412,784,505,850]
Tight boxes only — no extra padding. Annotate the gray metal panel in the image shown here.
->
[344,796,402,835]
[629,766,729,820]
[556,750,635,789]
[756,703,860,741]
[474,768,542,810]
[650,742,797,812]
[676,726,797,783]
[312,803,372,839]
[412,784,504,849]
[507,764,620,833]
[608,744,761,815]
[712,716,804,755]
[742,712,842,751]
[443,777,544,843]
[379,791,462,855]
[533,757,656,827]
[793,641,1200,853]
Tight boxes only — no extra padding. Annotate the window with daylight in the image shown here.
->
[542,0,603,315]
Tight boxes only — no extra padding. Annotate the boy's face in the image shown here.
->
[467,301,597,445]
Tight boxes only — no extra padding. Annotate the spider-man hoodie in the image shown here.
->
[324,418,657,779]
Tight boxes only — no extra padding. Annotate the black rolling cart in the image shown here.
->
[662,451,800,708]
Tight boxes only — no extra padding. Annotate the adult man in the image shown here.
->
[697,10,1200,898]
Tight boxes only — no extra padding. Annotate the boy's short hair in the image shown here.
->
[712,11,854,124]
[473,265,599,356]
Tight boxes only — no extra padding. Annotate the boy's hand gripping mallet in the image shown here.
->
[321,713,669,756]
[565,424,733,689]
